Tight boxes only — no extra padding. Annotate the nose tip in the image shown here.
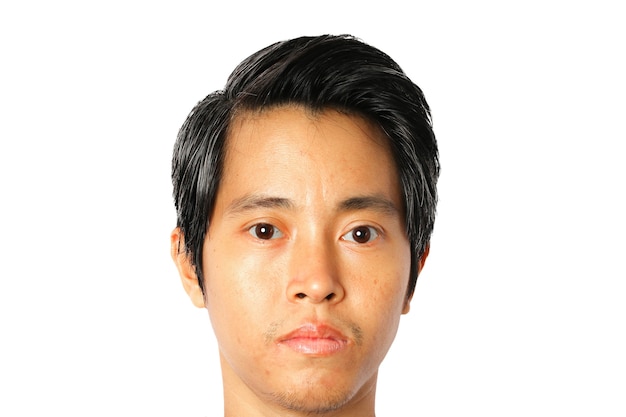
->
[287,242,345,304]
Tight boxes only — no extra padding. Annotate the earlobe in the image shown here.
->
[170,228,206,308]
[402,297,412,314]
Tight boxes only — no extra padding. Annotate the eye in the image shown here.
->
[341,225,380,244]
[248,223,283,240]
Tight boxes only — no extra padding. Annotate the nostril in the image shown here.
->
[294,293,336,301]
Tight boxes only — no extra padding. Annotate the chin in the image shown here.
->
[266,373,370,415]
[269,387,353,415]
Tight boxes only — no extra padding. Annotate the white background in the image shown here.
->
[1,1,624,416]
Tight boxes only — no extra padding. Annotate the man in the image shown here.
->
[170,34,439,416]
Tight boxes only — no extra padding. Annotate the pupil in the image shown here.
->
[256,224,273,239]
[353,227,370,243]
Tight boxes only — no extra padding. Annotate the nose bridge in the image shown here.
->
[286,230,344,304]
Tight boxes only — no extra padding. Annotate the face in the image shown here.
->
[174,106,415,415]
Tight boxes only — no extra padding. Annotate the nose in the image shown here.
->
[286,238,345,304]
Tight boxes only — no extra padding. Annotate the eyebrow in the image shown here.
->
[338,195,400,216]
[225,193,399,217]
[225,194,295,217]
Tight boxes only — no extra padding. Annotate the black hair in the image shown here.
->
[172,34,439,299]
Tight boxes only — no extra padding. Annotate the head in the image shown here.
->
[172,34,439,301]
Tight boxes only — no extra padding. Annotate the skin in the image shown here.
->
[171,105,428,417]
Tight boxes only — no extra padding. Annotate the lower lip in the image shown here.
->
[280,337,347,355]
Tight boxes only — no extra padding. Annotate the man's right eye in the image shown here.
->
[248,223,283,240]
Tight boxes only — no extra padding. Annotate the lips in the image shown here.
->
[277,323,349,356]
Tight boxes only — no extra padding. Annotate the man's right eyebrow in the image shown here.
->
[224,194,295,217]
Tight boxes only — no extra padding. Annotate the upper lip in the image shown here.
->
[278,323,348,343]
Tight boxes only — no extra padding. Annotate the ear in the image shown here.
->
[418,243,430,274]
[401,243,430,315]
[170,228,205,308]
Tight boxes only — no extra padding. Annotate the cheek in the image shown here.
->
[351,246,411,338]
[352,245,411,303]
[202,243,289,382]
[203,242,283,339]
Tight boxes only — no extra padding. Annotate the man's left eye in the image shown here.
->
[341,226,379,244]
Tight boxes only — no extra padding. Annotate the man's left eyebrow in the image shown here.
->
[337,195,400,215]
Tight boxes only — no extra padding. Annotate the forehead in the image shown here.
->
[215,105,402,210]
[225,105,392,164]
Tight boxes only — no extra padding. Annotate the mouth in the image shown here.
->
[277,323,349,356]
